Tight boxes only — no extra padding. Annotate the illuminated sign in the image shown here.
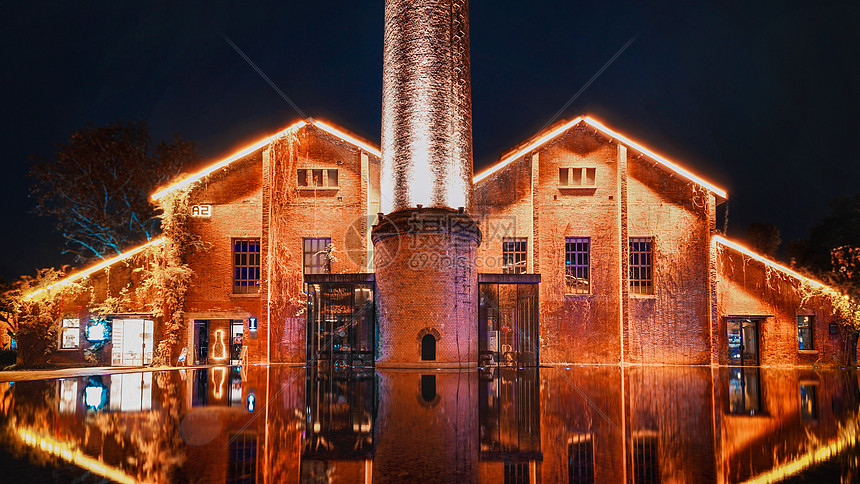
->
[191,204,212,217]
[247,393,256,412]
[86,319,109,342]
[248,317,257,331]
[213,330,227,360]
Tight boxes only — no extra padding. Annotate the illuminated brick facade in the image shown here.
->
[32,115,857,368]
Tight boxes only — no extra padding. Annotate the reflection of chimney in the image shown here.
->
[380,0,474,213]
[373,0,480,367]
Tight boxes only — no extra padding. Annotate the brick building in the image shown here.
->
[24,113,854,368]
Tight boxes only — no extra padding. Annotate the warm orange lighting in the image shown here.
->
[151,120,307,201]
[714,235,830,290]
[212,366,226,400]
[212,330,227,360]
[473,117,583,183]
[151,119,381,202]
[17,428,140,484]
[472,116,728,200]
[743,435,849,484]
[313,120,382,158]
[25,238,166,300]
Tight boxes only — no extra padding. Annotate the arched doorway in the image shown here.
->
[421,334,436,361]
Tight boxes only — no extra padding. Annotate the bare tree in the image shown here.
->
[29,121,197,261]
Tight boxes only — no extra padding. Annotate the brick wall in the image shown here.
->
[184,151,264,363]
[475,123,718,365]
[716,244,851,366]
[264,125,380,363]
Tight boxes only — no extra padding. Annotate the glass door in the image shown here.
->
[727,318,759,366]
[110,319,154,366]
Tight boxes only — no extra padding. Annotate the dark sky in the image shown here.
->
[3,1,860,282]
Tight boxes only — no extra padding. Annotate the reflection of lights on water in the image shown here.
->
[16,428,139,484]
[744,434,856,483]
[212,367,226,400]
[84,385,106,410]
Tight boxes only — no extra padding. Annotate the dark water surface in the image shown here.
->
[1,365,859,483]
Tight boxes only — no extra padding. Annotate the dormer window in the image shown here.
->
[559,167,596,187]
[298,169,338,188]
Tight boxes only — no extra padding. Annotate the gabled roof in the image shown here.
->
[24,237,165,299]
[150,119,381,202]
[472,116,728,200]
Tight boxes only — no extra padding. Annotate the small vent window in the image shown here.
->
[297,169,339,188]
[559,167,596,188]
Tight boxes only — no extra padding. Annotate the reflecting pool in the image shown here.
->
[1,366,860,483]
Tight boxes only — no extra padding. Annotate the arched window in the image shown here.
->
[421,334,436,361]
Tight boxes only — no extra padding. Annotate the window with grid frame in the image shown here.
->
[629,237,654,295]
[502,237,527,274]
[59,318,80,349]
[303,237,332,274]
[565,237,590,294]
[233,239,261,294]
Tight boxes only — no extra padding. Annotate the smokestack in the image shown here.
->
[380,0,474,213]
[373,0,480,367]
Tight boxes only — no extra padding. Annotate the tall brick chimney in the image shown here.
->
[373,0,481,367]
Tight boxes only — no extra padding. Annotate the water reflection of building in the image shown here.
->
[479,368,542,482]
[4,366,860,483]
[24,1,858,371]
[301,368,375,482]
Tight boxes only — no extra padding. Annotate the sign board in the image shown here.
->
[488,330,499,353]
[191,205,212,217]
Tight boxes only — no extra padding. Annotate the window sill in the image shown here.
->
[630,293,656,299]
[231,293,261,299]
[57,347,80,351]
[798,349,819,355]
[297,186,339,191]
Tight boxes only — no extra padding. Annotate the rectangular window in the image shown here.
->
[59,318,80,349]
[304,237,332,274]
[559,167,596,187]
[233,239,261,294]
[297,169,338,188]
[502,237,527,274]
[629,237,654,295]
[797,315,814,350]
[565,237,590,294]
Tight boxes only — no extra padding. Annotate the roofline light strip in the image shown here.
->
[151,120,307,201]
[713,235,829,290]
[583,117,727,199]
[25,237,166,299]
[151,119,383,202]
[472,117,583,183]
[472,115,728,199]
[313,120,382,158]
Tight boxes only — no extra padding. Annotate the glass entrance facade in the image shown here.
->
[306,276,376,366]
[478,275,540,367]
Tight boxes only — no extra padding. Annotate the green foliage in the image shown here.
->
[2,269,80,367]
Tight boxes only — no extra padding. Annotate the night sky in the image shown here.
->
[3,1,859,282]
